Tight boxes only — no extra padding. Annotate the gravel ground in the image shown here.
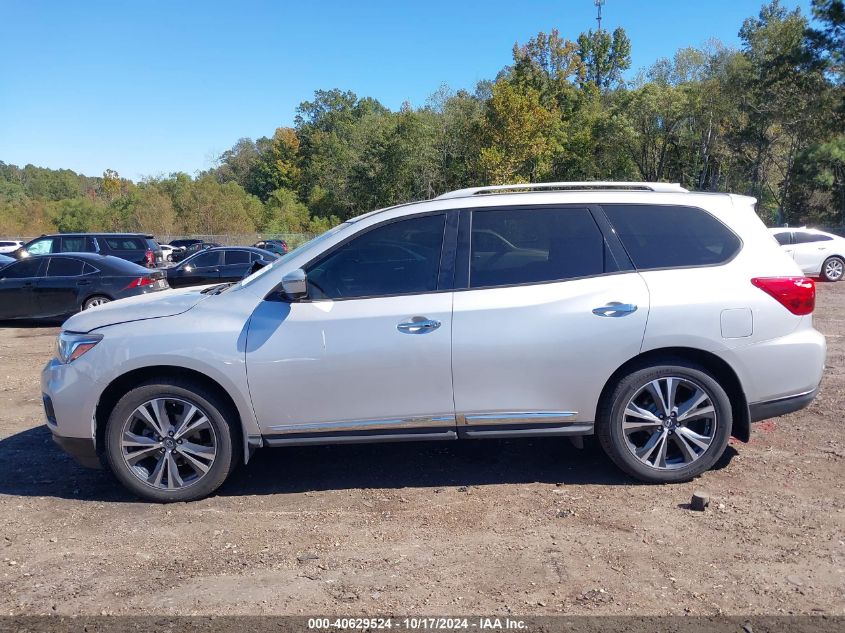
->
[0,284,843,616]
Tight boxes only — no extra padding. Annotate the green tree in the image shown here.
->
[577,27,632,92]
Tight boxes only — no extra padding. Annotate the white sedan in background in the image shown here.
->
[0,240,24,254]
[770,228,845,282]
[159,244,179,262]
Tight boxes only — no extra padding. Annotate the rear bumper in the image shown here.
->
[749,386,819,422]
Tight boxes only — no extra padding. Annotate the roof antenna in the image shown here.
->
[595,0,605,33]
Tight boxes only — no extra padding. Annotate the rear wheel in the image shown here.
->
[83,295,111,310]
[104,379,239,502]
[597,362,732,483]
[821,256,844,282]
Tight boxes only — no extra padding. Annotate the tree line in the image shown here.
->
[1,0,842,239]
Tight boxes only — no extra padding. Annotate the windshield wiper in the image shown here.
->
[200,282,236,295]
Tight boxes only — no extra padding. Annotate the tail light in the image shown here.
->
[751,277,815,315]
[145,249,154,266]
[125,276,156,290]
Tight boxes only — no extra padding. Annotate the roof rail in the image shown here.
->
[435,181,688,200]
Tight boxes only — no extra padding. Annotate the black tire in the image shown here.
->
[820,256,844,282]
[597,361,732,483]
[83,295,111,310]
[104,378,240,502]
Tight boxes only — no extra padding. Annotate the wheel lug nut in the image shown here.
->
[177,439,183,444]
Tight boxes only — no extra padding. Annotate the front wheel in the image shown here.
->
[597,362,732,483]
[104,379,239,502]
[821,256,844,282]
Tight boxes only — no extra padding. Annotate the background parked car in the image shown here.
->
[0,239,24,254]
[159,244,178,262]
[0,253,168,321]
[170,241,220,263]
[770,227,845,281]
[166,246,277,288]
[168,238,203,251]
[14,233,162,267]
[253,239,289,256]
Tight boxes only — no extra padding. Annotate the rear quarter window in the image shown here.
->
[602,204,741,270]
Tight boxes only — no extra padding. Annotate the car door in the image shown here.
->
[246,211,457,437]
[450,205,649,434]
[792,231,832,275]
[59,235,96,254]
[0,258,47,319]
[221,249,252,282]
[171,250,222,287]
[35,256,87,317]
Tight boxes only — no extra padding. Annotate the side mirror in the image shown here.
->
[281,268,308,300]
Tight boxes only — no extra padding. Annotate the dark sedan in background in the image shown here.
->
[0,254,168,321]
[170,241,220,263]
[165,247,277,288]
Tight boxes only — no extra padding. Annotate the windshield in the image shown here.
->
[236,223,349,289]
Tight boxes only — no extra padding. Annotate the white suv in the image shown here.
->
[42,182,826,502]
[770,227,845,282]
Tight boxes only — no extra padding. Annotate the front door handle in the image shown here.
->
[397,318,441,334]
[592,302,638,317]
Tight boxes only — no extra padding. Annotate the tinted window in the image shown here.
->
[0,241,17,247]
[47,257,85,277]
[103,237,145,250]
[60,236,92,252]
[190,251,220,268]
[307,214,446,299]
[26,238,55,255]
[225,250,251,265]
[83,263,99,275]
[794,232,832,244]
[469,207,612,288]
[774,232,792,246]
[603,205,741,270]
[2,259,44,279]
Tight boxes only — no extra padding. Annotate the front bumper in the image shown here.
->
[42,357,103,469]
[749,386,819,422]
[51,432,101,469]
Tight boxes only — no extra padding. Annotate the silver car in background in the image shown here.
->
[42,182,826,502]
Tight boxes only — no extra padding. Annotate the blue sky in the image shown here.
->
[0,0,815,180]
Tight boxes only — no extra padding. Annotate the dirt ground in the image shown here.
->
[0,285,843,617]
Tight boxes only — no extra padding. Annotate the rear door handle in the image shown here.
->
[592,302,638,317]
[77,280,92,286]
[397,318,441,334]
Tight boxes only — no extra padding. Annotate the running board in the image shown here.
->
[459,424,594,439]
[263,429,458,447]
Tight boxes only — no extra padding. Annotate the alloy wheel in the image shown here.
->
[621,377,717,470]
[120,397,217,490]
[824,258,843,281]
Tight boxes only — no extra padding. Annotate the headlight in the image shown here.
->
[56,331,103,364]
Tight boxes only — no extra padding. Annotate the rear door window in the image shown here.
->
[224,250,251,265]
[793,232,832,244]
[60,236,95,252]
[46,257,85,277]
[602,205,741,270]
[469,207,614,288]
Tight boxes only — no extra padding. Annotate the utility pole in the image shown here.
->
[594,1,606,90]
